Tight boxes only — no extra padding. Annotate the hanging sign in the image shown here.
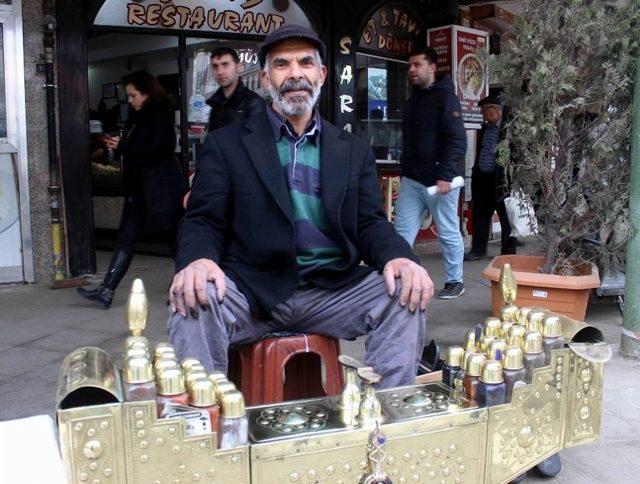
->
[428,25,488,128]
[93,0,314,35]
[358,2,426,58]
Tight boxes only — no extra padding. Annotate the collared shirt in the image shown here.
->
[266,105,343,278]
[478,120,501,173]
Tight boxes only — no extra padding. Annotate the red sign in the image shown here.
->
[427,25,488,128]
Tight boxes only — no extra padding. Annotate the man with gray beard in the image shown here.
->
[167,25,434,388]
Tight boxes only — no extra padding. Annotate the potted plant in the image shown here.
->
[482,0,639,320]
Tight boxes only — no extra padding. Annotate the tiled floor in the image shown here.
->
[0,242,637,483]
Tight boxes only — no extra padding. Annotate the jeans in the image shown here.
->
[394,177,464,283]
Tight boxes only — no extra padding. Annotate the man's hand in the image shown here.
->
[182,190,191,209]
[383,258,434,312]
[436,180,452,194]
[169,258,226,318]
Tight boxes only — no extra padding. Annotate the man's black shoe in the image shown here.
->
[437,282,465,299]
[464,251,485,261]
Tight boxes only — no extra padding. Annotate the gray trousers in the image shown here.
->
[167,272,426,388]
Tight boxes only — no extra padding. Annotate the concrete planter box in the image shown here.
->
[482,255,600,321]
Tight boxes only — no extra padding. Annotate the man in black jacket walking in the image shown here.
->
[168,25,434,388]
[395,47,467,300]
[206,46,264,131]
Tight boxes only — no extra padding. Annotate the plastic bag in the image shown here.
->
[504,192,538,237]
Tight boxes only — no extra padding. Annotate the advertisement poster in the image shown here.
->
[454,28,488,126]
[428,25,488,128]
[367,67,388,118]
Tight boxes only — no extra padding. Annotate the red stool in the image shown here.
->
[228,334,344,405]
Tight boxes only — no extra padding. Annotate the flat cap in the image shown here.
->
[259,24,326,68]
[478,94,502,107]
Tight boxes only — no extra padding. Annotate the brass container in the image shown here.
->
[480,360,504,384]
[57,347,124,410]
[487,339,507,361]
[185,370,209,388]
[157,368,186,396]
[483,317,503,338]
[517,307,533,326]
[446,345,465,367]
[466,353,487,377]
[221,389,246,418]
[479,335,497,353]
[523,331,544,354]
[500,304,519,323]
[542,316,563,338]
[503,346,525,370]
[189,377,217,407]
[507,325,527,348]
[526,310,546,333]
[154,358,179,374]
[215,381,237,402]
[123,356,153,384]
[501,321,514,340]
[180,358,203,372]
[464,329,477,351]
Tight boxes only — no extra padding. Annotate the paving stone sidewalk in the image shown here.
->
[0,244,638,483]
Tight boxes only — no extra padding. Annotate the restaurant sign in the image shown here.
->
[359,2,426,58]
[93,0,314,35]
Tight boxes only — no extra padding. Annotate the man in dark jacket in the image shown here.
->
[465,94,517,260]
[206,46,264,131]
[167,25,434,388]
[395,47,467,300]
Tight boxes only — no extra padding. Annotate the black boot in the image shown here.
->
[77,250,132,309]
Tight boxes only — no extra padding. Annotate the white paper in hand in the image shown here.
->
[426,176,465,195]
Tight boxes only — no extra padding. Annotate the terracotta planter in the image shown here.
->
[482,255,600,321]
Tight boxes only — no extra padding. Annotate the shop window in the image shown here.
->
[355,53,409,163]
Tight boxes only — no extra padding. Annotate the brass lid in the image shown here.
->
[125,336,149,349]
[154,358,179,373]
[480,360,504,384]
[464,330,477,351]
[185,370,208,388]
[542,316,562,338]
[446,346,465,367]
[501,321,514,340]
[125,347,149,360]
[461,351,480,373]
[214,380,237,401]
[157,368,186,396]
[153,343,175,358]
[180,358,203,372]
[221,389,246,418]
[207,372,227,385]
[487,339,507,361]
[507,325,527,347]
[526,310,545,333]
[483,317,502,338]
[188,377,217,407]
[479,335,496,352]
[503,346,525,370]
[123,356,153,384]
[517,307,533,326]
[523,331,543,354]
[500,305,519,323]
[188,363,206,373]
[465,353,487,377]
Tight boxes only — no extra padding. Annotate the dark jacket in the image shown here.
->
[472,120,510,202]
[117,100,184,234]
[177,111,419,317]
[401,75,467,187]
[206,79,265,132]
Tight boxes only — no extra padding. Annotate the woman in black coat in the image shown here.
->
[78,71,184,309]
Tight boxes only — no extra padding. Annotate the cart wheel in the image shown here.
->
[534,452,561,477]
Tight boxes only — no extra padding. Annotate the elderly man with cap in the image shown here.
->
[465,93,517,261]
[166,25,433,388]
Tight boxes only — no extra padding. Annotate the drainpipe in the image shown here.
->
[622,53,640,360]
[42,2,66,282]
